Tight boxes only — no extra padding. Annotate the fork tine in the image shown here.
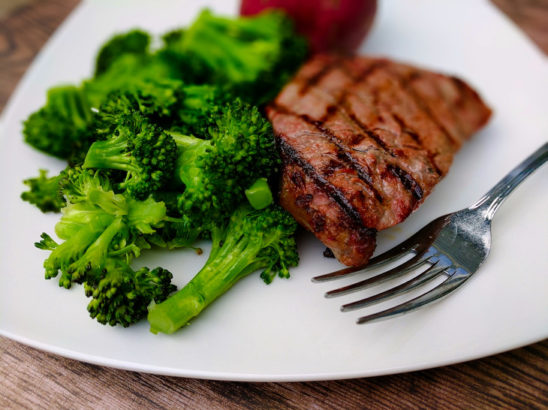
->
[341,262,447,311]
[355,269,470,324]
[325,250,436,298]
[312,242,417,283]
[311,264,375,283]
[312,216,449,283]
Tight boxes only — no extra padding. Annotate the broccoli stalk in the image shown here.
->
[147,204,299,334]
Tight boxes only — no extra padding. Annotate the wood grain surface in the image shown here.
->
[1,0,547,408]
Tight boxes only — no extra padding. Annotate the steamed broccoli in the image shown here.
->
[147,190,205,249]
[163,9,308,105]
[170,99,280,226]
[83,114,178,199]
[21,169,68,213]
[23,85,94,163]
[168,84,232,135]
[148,204,299,334]
[83,53,183,109]
[99,79,185,125]
[37,168,168,289]
[95,80,229,136]
[24,9,306,332]
[36,168,175,326]
[84,258,176,327]
[94,29,151,77]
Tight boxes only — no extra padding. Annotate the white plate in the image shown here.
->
[0,0,547,382]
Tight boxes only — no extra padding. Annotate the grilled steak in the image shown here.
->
[267,54,492,266]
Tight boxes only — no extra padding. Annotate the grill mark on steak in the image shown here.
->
[300,113,385,203]
[323,62,429,202]
[323,94,426,202]
[387,165,423,200]
[299,57,343,95]
[451,76,473,107]
[355,60,388,82]
[303,113,386,203]
[270,102,384,203]
[392,113,443,176]
[388,68,460,149]
[319,60,387,125]
[431,76,466,137]
[276,136,367,229]
[342,108,424,201]
[346,111,392,153]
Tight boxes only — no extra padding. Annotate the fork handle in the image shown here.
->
[471,142,548,220]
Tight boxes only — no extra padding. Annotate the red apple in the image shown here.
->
[240,0,377,54]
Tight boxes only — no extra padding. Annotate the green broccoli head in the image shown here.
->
[147,204,299,334]
[23,85,95,162]
[171,99,280,226]
[21,169,68,213]
[83,53,183,109]
[94,29,151,77]
[170,84,232,136]
[84,258,176,327]
[60,167,116,205]
[165,9,308,105]
[84,116,178,200]
[36,168,168,288]
[94,81,229,137]
[95,79,186,130]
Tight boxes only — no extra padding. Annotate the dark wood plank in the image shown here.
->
[491,0,548,54]
[0,339,548,409]
[1,0,547,408]
[0,0,79,112]
[1,337,547,409]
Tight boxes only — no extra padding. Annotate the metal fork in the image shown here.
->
[313,142,548,324]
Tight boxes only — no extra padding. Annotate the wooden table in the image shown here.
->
[1,0,547,407]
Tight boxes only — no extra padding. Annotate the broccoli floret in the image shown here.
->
[94,79,185,130]
[164,9,308,105]
[82,83,230,200]
[36,227,110,289]
[94,29,151,77]
[170,99,280,226]
[60,166,117,205]
[83,116,178,199]
[23,85,94,162]
[36,168,175,326]
[83,54,183,109]
[147,204,299,334]
[84,258,176,327]
[169,84,232,136]
[36,168,168,289]
[95,81,229,137]
[21,169,68,213]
